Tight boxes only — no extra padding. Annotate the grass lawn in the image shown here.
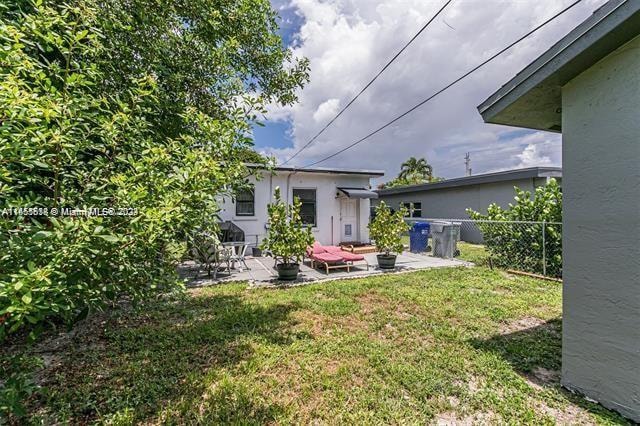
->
[457,241,491,265]
[4,267,630,424]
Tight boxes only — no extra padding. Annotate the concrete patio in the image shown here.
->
[181,251,471,288]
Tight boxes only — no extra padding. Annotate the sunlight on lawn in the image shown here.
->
[10,267,629,424]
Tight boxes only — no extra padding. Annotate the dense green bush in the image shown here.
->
[260,187,314,266]
[369,202,410,255]
[0,355,42,419]
[467,179,562,277]
[0,0,308,340]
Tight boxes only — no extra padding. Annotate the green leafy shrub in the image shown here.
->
[369,202,410,256]
[0,355,42,420]
[467,179,562,277]
[0,0,308,339]
[260,187,314,266]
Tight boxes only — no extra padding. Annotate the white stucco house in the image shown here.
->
[478,0,639,421]
[218,165,383,247]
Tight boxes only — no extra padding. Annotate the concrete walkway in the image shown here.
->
[181,251,470,288]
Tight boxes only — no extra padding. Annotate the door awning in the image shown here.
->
[337,187,378,199]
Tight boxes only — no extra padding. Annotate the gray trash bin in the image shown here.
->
[430,221,461,258]
[451,222,461,257]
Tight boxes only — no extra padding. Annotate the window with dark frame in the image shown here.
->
[412,202,422,218]
[401,202,412,217]
[293,188,316,226]
[235,188,255,216]
[401,202,422,218]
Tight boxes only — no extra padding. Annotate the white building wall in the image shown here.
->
[219,170,374,246]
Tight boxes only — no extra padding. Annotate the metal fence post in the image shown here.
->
[542,220,547,277]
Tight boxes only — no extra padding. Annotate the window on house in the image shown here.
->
[401,202,422,218]
[293,188,316,226]
[235,188,255,216]
[401,202,412,217]
[412,202,422,218]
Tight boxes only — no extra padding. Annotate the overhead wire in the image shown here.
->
[299,0,584,169]
[280,0,454,165]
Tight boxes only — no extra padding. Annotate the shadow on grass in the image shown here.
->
[30,293,304,423]
[469,318,631,424]
[470,318,563,379]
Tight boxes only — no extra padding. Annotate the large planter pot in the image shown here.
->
[276,263,300,281]
[377,254,397,270]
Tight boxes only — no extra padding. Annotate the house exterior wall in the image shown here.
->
[218,170,374,247]
[375,178,552,243]
[561,35,640,421]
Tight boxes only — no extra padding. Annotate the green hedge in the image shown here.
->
[467,179,562,277]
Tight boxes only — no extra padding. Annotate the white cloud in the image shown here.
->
[485,131,561,173]
[266,0,606,182]
[313,98,340,122]
[517,144,553,168]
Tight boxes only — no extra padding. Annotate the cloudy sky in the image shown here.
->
[253,0,607,184]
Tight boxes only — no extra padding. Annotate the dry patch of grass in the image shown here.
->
[532,398,598,426]
[499,316,549,334]
[291,309,367,338]
[525,366,561,390]
[435,410,496,425]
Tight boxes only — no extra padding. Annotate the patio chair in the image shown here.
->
[323,245,369,271]
[307,241,369,274]
[307,248,348,274]
[190,232,232,279]
[228,242,250,271]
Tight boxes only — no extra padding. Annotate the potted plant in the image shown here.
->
[369,201,410,269]
[261,187,314,280]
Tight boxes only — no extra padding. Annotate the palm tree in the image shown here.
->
[398,157,433,182]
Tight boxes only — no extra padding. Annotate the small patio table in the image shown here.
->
[222,241,251,271]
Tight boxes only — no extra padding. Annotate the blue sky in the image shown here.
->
[251,1,302,151]
[253,120,294,150]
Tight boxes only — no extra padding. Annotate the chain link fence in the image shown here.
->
[404,218,563,279]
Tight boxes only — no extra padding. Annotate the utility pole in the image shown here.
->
[465,152,472,176]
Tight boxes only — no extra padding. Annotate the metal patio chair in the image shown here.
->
[226,242,250,271]
[190,232,232,279]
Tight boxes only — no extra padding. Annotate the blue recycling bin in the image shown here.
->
[409,222,430,253]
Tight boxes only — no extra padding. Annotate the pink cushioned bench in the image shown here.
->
[307,242,369,274]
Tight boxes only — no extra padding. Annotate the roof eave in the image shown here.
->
[376,167,562,195]
[245,163,384,177]
[478,0,640,131]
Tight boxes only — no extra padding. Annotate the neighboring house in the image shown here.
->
[375,167,562,242]
[478,0,640,421]
[218,165,383,247]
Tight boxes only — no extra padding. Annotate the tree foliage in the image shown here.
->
[467,179,562,277]
[95,0,309,140]
[260,187,314,266]
[379,156,442,189]
[398,157,433,181]
[238,148,269,165]
[0,0,309,339]
[369,202,409,256]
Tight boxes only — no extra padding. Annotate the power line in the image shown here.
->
[300,0,584,169]
[280,0,454,165]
